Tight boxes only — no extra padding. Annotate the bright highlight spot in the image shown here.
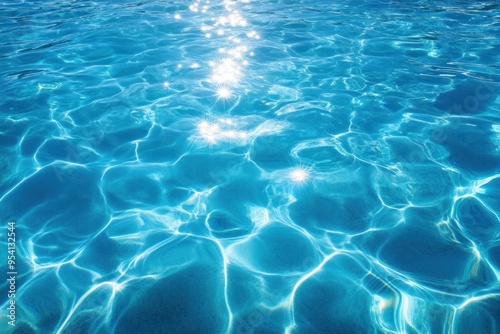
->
[247,30,260,39]
[189,3,199,12]
[217,87,232,99]
[226,45,248,59]
[196,119,248,145]
[215,13,247,27]
[289,168,309,183]
[210,58,241,84]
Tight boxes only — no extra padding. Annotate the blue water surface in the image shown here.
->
[1,0,500,333]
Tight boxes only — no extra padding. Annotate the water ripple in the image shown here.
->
[1,0,500,333]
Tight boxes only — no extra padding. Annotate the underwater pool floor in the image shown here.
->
[1,0,500,333]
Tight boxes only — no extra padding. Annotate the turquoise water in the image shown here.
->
[1,0,500,333]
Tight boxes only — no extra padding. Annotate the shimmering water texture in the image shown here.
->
[1,0,500,333]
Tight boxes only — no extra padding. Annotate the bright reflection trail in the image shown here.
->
[1,1,500,334]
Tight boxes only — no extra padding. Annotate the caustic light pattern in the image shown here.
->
[1,0,500,333]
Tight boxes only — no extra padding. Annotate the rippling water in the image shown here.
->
[1,0,500,333]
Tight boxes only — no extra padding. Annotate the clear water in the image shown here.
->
[1,0,500,333]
